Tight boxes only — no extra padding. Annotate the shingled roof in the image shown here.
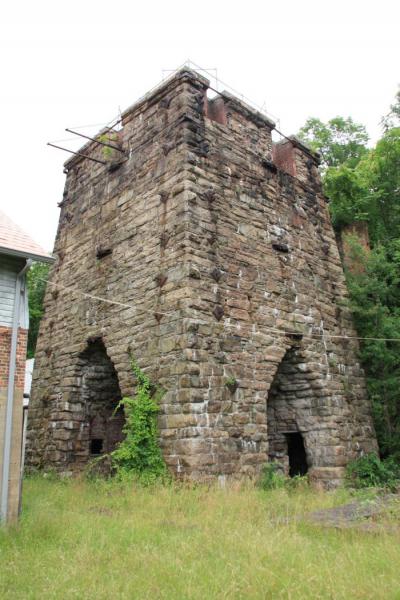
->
[0,209,54,263]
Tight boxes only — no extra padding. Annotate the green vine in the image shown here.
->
[111,360,169,484]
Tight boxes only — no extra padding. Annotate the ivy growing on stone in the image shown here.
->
[111,360,169,484]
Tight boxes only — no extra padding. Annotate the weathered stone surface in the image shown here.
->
[27,68,377,483]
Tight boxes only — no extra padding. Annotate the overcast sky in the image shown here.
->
[1,0,399,252]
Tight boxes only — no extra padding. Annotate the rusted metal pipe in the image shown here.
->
[65,128,125,153]
[47,143,107,165]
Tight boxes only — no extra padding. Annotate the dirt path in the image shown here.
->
[304,493,400,533]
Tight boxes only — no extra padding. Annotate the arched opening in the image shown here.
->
[267,346,311,477]
[79,338,125,460]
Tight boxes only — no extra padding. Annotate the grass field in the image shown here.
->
[0,477,399,599]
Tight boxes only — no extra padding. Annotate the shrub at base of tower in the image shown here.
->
[257,463,286,490]
[346,453,400,491]
[257,462,308,491]
[111,361,169,485]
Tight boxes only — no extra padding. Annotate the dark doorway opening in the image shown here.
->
[286,432,308,477]
[90,438,103,455]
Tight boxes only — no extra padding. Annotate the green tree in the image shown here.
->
[358,128,400,244]
[324,164,368,229]
[381,87,400,131]
[298,116,369,170]
[345,239,400,458]
[298,94,400,461]
[27,262,50,358]
[323,128,400,239]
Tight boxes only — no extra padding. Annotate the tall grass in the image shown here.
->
[0,477,399,599]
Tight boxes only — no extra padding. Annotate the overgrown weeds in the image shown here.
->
[110,360,169,485]
[1,476,399,600]
[257,462,308,491]
[346,453,400,491]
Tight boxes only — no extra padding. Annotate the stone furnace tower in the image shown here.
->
[27,68,377,485]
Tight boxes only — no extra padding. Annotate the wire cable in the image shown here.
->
[40,278,400,344]
[40,278,177,319]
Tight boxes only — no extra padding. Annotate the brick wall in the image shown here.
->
[0,326,27,390]
[0,324,28,523]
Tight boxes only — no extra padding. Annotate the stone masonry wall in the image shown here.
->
[27,69,377,484]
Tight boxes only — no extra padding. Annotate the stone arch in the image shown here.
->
[266,342,342,479]
[76,338,125,463]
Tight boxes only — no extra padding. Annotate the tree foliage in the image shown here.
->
[298,116,369,170]
[381,86,400,131]
[298,96,400,461]
[324,165,368,229]
[324,128,400,239]
[344,239,400,458]
[27,262,50,358]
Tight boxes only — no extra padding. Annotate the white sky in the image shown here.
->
[1,0,399,251]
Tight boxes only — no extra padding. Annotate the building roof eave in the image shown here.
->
[0,246,55,264]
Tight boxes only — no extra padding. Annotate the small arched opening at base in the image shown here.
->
[267,346,312,477]
[79,338,125,460]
